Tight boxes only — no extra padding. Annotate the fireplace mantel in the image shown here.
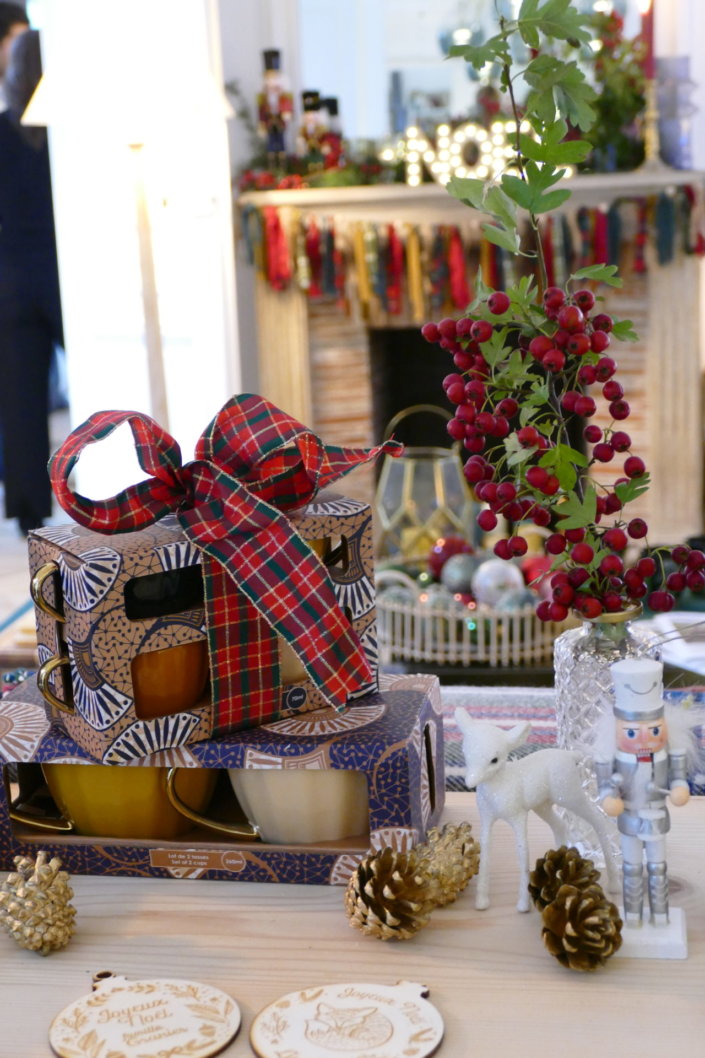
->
[237,171,705,543]
[239,167,705,218]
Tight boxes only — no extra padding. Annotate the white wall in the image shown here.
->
[34,0,239,496]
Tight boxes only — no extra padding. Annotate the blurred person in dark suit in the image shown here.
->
[0,28,63,534]
[0,3,28,110]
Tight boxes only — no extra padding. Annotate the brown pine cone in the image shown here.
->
[421,822,480,906]
[541,884,623,971]
[0,852,76,955]
[528,846,601,911]
[344,846,441,940]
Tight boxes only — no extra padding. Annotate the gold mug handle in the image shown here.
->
[37,655,74,716]
[30,561,65,622]
[164,768,261,841]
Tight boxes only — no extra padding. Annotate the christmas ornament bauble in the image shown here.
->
[494,587,537,611]
[427,535,473,580]
[417,583,452,607]
[377,583,415,607]
[440,552,483,593]
[471,558,525,606]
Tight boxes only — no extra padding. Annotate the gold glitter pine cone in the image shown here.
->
[541,883,623,972]
[420,822,480,906]
[344,845,442,940]
[0,851,76,955]
[528,845,601,912]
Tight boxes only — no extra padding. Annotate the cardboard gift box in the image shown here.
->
[0,673,445,886]
[33,394,402,761]
[29,493,378,762]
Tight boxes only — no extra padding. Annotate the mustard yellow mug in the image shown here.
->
[10,764,217,840]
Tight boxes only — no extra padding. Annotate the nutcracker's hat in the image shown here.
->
[302,90,321,111]
[263,49,281,71]
[610,658,664,722]
[321,96,339,117]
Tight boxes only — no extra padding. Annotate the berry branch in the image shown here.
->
[420,0,698,621]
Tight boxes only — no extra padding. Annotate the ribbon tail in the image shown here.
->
[179,494,373,713]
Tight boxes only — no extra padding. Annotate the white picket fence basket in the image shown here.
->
[376,569,575,669]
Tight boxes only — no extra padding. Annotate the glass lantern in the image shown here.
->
[375,404,476,565]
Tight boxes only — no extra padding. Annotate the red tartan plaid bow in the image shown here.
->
[49,394,403,720]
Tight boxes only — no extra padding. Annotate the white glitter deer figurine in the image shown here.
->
[455,711,619,912]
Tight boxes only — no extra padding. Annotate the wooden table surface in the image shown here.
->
[1,793,703,1057]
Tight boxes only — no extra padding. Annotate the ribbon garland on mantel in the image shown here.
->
[240,186,705,320]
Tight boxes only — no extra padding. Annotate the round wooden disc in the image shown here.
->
[250,980,444,1058]
[49,975,241,1058]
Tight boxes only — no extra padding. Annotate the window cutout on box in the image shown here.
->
[124,565,203,621]
[424,723,436,815]
[131,640,209,720]
[228,767,370,843]
[323,535,350,575]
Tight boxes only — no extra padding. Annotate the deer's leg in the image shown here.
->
[532,802,570,847]
[509,812,531,912]
[475,809,494,910]
[562,792,620,894]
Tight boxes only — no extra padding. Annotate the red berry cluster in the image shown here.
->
[421,285,685,620]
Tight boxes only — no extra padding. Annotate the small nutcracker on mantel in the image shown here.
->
[257,48,293,169]
[297,90,325,171]
[320,96,344,168]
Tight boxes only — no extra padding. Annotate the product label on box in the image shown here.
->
[150,849,248,874]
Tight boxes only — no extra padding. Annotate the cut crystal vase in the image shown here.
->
[553,607,658,865]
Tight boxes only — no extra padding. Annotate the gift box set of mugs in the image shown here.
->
[0,396,445,884]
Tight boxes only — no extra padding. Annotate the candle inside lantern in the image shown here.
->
[638,0,655,80]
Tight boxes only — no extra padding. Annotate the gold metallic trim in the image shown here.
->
[165,768,261,841]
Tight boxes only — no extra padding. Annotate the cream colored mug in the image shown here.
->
[166,767,369,845]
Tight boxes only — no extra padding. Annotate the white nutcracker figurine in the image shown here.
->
[594,658,691,946]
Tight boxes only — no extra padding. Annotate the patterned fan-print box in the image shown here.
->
[27,493,378,762]
[0,673,445,886]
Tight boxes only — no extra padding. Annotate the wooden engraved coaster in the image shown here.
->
[49,973,241,1058]
[250,980,444,1058]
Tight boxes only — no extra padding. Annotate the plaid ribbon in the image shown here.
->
[49,394,403,729]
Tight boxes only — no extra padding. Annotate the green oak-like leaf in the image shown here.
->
[505,433,537,467]
[518,0,592,46]
[569,264,622,287]
[553,485,597,529]
[484,185,519,232]
[615,474,651,504]
[524,56,597,131]
[448,38,511,70]
[478,327,512,367]
[611,318,639,341]
[519,131,591,165]
[446,176,486,210]
[501,174,534,211]
[482,223,522,254]
[531,187,573,214]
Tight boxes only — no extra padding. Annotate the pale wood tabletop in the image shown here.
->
[1,793,703,1058]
